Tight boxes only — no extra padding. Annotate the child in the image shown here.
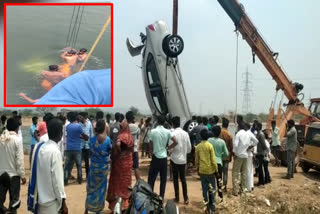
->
[195,129,218,213]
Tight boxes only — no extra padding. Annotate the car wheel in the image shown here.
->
[165,200,179,214]
[301,162,311,173]
[162,35,184,57]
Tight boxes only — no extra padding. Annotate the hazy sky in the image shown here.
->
[1,0,320,115]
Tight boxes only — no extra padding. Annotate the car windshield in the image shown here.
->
[306,127,320,147]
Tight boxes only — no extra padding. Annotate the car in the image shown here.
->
[299,122,320,173]
[127,20,193,129]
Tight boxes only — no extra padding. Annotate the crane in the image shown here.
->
[217,0,320,139]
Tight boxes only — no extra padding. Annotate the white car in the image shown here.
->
[127,20,193,129]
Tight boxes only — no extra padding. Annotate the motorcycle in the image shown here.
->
[113,179,179,214]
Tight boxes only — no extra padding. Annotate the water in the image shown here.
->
[6,5,111,104]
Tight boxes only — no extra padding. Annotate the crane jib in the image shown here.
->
[217,0,244,28]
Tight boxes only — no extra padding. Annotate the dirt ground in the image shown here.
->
[5,155,320,214]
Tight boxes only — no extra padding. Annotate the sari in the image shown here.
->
[85,135,111,212]
[107,121,134,211]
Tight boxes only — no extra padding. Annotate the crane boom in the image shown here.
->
[217,0,299,103]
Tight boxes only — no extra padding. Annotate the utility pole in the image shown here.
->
[241,66,253,114]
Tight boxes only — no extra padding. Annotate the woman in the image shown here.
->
[85,119,111,214]
[107,120,134,212]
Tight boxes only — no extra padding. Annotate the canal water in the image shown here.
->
[6,5,111,104]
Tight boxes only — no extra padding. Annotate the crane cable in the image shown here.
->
[78,16,111,72]
[65,6,85,48]
[235,31,239,124]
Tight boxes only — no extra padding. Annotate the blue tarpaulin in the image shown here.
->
[35,69,111,105]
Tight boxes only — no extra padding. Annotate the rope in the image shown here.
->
[78,16,111,72]
[65,6,84,48]
[235,31,239,123]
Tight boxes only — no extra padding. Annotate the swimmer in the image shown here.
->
[61,50,77,66]
[41,64,69,91]
[18,93,39,104]
[77,48,88,62]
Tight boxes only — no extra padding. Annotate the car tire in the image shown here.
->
[301,162,311,173]
[165,200,179,214]
[162,35,184,58]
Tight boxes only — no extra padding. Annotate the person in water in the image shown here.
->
[61,50,78,67]
[41,64,70,91]
[77,48,88,62]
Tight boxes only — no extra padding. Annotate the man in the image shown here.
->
[29,118,68,214]
[41,65,70,90]
[109,112,123,144]
[220,117,233,192]
[77,48,88,62]
[283,120,298,179]
[96,111,110,136]
[61,50,77,66]
[208,125,228,201]
[39,113,55,144]
[203,117,210,130]
[148,115,178,199]
[271,120,281,166]
[190,116,208,145]
[14,115,23,142]
[106,113,112,125]
[0,118,26,214]
[255,122,267,186]
[29,116,38,165]
[79,112,93,180]
[232,122,258,196]
[0,115,7,135]
[195,129,218,213]
[245,123,257,192]
[126,111,141,181]
[64,112,87,185]
[169,116,191,204]
[212,115,219,127]
[57,114,67,157]
[141,117,152,158]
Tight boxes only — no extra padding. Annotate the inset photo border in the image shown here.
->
[3,2,113,107]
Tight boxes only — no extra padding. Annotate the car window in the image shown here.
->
[306,127,320,147]
[146,53,169,115]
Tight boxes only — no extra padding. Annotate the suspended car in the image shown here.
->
[127,20,192,129]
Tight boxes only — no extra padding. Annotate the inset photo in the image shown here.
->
[4,2,113,107]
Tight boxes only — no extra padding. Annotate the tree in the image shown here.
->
[36,107,56,115]
[244,113,258,123]
[20,109,34,116]
[129,106,140,116]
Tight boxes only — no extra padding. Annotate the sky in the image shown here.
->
[1,0,320,115]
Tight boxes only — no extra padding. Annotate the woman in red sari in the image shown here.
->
[107,120,134,211]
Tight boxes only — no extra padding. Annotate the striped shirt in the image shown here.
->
[195,140,218,175]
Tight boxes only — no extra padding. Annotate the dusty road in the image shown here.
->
[5,156,320,214]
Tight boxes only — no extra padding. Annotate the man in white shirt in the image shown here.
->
[271,120,281,166]
[35,118,68,214]
[169,116,191,204]
[232,122,258,196]
[0,118,26,214]
[245,123,258,192]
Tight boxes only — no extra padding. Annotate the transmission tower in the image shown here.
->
[241,67,253,114]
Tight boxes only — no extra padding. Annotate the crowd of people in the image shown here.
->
[0,111,298,214]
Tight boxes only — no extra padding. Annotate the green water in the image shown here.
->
[6,5,111,104]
